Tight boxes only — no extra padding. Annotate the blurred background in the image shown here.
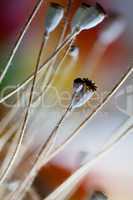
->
[0,0,133,200]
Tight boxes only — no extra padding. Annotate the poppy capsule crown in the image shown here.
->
[71,3,106,33]
[83,78,97,92]
[99,13,126,45]
[45,3,64,34]
[71,78,97,110]
[69,45,79,58]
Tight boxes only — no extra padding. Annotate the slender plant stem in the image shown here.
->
[0,34,48,185]
[44,125,133,200]
[21,67,133,184]
[28,187,41,200]
[33,38,74,104]
[0,0,45,84]
[46,67,133,161]
[0,32,76,104]
[8,67,133,200]
[8,102,72,200]
[32,0,74,104]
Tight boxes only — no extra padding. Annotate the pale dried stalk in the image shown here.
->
[30,0,73,104]
[56,54,78,90]
[9,67,133,200]
[0,31,76,104]
[0,0,46,84]
[8,103,72,200]
[28,187,41,200]
[44,125,133,200]
[0,123,19,152]
[34,38,75,104]
[0,35,48,185]
[4,0,73,198]
[0,84,31,137]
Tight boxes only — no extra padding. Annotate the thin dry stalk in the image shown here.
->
[9,67,133,200]
[0,0,46,84]
[56,54,78,90]
[44,125,133,200]
[32,0,74,104]
[0,123,19,152]
[34,38,75,104]
[0,31,76,104]
[28,187,41,200]
[0,35,48,185]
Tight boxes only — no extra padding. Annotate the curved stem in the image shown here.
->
[0,0,45,84]
[33,38,75,104]
[8,67,133,200]
[44,125,133,200]
[0,34,48,185]
[0,32,76,104]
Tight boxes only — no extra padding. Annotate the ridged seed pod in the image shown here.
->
[45,3,64,34]
[71,3,106,33]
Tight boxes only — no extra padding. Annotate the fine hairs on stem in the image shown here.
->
[0,0,45,85]
[9,67,133,200]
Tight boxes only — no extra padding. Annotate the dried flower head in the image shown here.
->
[71,78,97,109]
[73,78,84,93]
[71,3,106,33]
[69,45,79,58]
[90,192,107,200]
[83,78,97,91]
[99,12,126,45]
[45,3,64,34]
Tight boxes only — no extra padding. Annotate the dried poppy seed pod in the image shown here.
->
[71,3,106,34]
[71,78,97,109]
[90,192,107,200]
[73,78,84,93]
[45,3,64,34]
[69,45,79,58]
[99,13,126,45]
